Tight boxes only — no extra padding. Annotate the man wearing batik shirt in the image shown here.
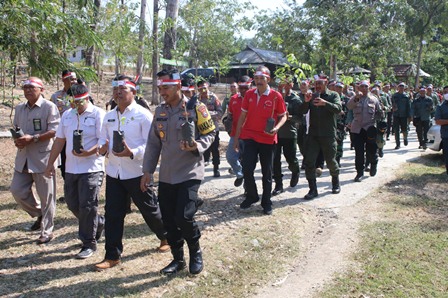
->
[44,84,106,259]
[233,66,287,215]
[95,76,168,271]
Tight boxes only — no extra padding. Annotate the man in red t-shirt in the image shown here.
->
[233,66,287,215]
[225,76,252,188]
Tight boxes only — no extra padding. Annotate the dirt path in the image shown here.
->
[253,131,429,298]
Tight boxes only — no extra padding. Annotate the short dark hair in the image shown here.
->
[62,69,72,76]
[156,68,179,79]
[197,79,209,87]
[113,74,133,82]
[443,86,448,90]
[67,83,88,97]
[240,75,251,83]
[181,77,194,87]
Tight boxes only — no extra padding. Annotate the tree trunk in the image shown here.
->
[85,0,101,68]
[162,0,179,69]
[414,35,424,89]
[151,0,160,105]
[136,0,147,83]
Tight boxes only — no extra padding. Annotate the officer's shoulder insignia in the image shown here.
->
[197,104,209,118]
[160,112,167,117]
[159,131,165,139]
[157,123,163,129]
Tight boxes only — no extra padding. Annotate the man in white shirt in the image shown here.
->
[95,75,168,271]
[45,84,106,259]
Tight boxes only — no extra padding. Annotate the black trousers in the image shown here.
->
[158,180,201,250]
[242,139,275,209]
[393,116,409,146]
[203,131,220,166]
[415,119,430,146]
[273,138,300,184]
[104,175,166,260]
[353,128,378,175]
[386,112,393,138]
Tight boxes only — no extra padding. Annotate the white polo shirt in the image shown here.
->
[99,101,153,180]
[56,104,106,174]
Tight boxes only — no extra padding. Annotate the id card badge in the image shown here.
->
[33,119,42,131]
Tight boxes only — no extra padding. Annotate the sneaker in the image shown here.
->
[76,247,95,259]
[234,177,244,187]
[29,216,42,231]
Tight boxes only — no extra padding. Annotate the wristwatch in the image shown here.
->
[33,134,40,143]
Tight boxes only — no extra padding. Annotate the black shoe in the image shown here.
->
[386,137,390,141]
[58,196,65,203]
[290,172,299,187]
[423,144,427,150]
[271,185,284,196]
[418,145,422,149]
[160,259,186,275]
[76,247,96,259]
[197,198,204,208]
[331,176,340,194]
[240,197,259,209]
[30,216,42,231]
[188,243,204,274]
[364,166,370,172]
[378,149,384,158]
[234,177,244,187]
[263,207,273,215]
[354,173,363,182]
[394,145,400,150]
[404,139,408,146]
[370,165,377,177]
[96,221,104,241]
[213,169,220,177]
[304,189,318,200]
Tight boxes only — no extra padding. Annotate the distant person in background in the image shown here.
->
[181,78,196,100]
[435,86,448,175]
[391,82,411,149]
[412,87,434,150]
[222,82,238,116]
[195,80,223,177]
[10,77,60,244]
[225,76,252,188]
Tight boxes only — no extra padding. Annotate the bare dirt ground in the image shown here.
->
[0,78,445,297]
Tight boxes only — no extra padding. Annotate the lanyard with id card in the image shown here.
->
[33,119,42,131]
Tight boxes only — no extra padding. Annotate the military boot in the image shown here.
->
[304,179,318,200]
[370,163,378,177]
[272,180,284,196]
[160,246,186,275]
[187,241,203,275]
[331,176,340,194]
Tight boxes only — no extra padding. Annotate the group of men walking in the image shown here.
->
[9,67,448,278]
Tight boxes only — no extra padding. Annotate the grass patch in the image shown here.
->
[320,154,448,298]
[0,185,305,297]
